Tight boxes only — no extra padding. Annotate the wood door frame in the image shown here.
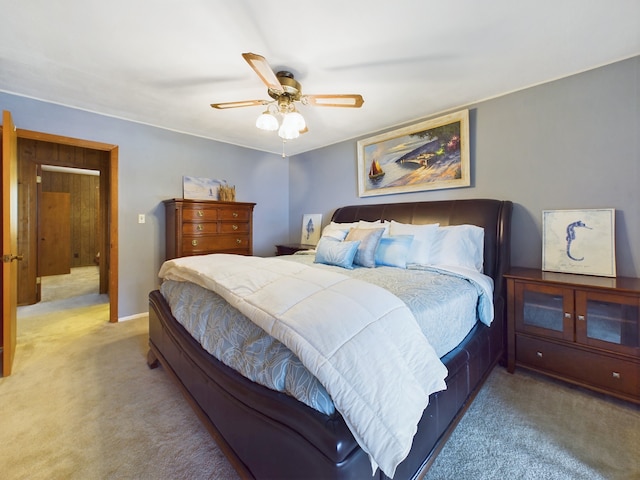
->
[17,129,119,323]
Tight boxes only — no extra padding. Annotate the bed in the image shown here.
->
[147,198,512,479]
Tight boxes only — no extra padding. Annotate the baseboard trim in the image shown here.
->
[119,312,148,322]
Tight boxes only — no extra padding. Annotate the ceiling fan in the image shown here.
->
[211,53,364,140]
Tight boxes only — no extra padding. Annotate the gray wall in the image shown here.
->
[289,56,640,278]
[1,92,289,317]
[3,55,638,317]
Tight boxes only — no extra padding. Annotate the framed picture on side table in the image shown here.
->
[300,214,322,246]
[542,208,616,277]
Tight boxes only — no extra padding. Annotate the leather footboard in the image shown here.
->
[148,289,502,480]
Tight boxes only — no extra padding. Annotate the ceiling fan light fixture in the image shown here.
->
[278,115,301,140]
[286,110,306,131]
[256,110,279,131]
[212,53,364,142]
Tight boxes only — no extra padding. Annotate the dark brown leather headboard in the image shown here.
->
[331,198,513,294]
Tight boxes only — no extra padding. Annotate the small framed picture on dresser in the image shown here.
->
[300,214,322,246]
[542,208,616,277]
[183,176,225,200]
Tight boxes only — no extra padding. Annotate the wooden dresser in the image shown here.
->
[164,199,255,260]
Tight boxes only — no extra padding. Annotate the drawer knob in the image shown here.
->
[232,224,238,231]
[577,314,585,321]
[191,240,198,246]
[232,212,239,218]
[536,351,543,358]
[236,238,242,245]
[612,371,621,380]
[564,312,572,319]
[197,224,204,231]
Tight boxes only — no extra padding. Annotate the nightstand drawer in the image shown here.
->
[517,335,639,398]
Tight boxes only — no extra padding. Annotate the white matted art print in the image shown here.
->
[183,176,225,200]
[300,214,322,245]
[542,209,616,277]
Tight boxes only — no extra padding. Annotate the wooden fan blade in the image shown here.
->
[242,52,284,93]
[210,99,268,109]
[305,94,364,108]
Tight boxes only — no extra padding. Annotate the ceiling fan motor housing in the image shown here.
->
[269,71,302,101]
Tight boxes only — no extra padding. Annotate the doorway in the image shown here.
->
[39,165,101,303]
[15,129,118,322]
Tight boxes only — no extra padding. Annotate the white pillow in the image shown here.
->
[320,222,357,241]
[388,221,440,265]
[430,225,485,272]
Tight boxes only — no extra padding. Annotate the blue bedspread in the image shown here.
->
[160,254,490,414]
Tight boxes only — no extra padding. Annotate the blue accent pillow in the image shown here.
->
[314,237,361,269]
[344,227,385,268]
[375,235,415,268]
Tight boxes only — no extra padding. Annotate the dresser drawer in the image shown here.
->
[181,206,219,221]
[182,222,218,235]
[182,235,250,254]
[517,335,639,398]
[219,221,250,234]
[219,207,251,221]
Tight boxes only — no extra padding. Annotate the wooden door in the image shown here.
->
[39,192,71,276]
[2,110,19,376]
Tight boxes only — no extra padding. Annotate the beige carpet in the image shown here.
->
[40,266,100,302]
[2,297,639,479]
[425,368,640,480]
[3,297,238,480]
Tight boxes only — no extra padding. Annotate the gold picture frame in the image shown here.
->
[357,109,470,197]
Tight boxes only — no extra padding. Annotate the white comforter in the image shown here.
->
[159,254,448,478]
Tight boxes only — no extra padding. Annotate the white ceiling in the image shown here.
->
[1,1,639,156]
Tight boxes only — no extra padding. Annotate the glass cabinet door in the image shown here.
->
[576,291,640,356]
[515,283,574,341]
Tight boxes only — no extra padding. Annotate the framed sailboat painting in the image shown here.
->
[357,109,470,197]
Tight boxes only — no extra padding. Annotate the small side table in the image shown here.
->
[505,267,640,404]
[275,243,316,256]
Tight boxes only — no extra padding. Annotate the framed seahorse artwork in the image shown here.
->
[542,209,616,277]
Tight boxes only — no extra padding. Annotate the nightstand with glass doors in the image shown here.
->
[505,267,640,404]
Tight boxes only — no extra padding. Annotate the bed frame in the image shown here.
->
[148,198,513,479]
